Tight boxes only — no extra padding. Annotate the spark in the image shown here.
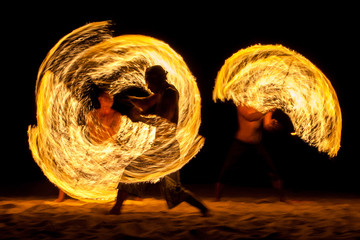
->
[213,44,341,157]
[28,21,204,202]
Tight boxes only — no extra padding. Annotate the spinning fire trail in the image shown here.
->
[28,21,204,202]
[213,44,342,157]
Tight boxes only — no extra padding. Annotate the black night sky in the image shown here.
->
[3,3,358,195]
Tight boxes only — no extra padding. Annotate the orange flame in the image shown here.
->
[213,44,341,157]
[28,21,204,202]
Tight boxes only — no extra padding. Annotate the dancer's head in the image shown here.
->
[98,91,114,109]
[145,65,168,92]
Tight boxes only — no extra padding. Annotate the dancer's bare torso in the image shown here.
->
[235,105,278,144]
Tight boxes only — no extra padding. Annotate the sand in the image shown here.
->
[1,185,360,240]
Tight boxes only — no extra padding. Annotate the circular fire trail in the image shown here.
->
[213,44,341,157]
[28,21,204,202]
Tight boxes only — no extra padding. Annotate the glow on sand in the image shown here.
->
[213,44,341,157]
[28,21,204,202]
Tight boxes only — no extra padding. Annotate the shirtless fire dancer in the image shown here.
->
[215,105,285,201]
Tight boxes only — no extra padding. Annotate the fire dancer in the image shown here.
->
[86,92,122,144]
[215,105,285,201]
[110,65,209,216]
[55,90,122,202]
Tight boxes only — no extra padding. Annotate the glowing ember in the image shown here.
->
[28,21,204,202]
[213,44,341,157]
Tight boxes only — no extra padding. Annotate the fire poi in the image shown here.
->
[28,21,204,202]
[213,44,341,157]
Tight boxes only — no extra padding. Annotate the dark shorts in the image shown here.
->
[218,139,278,184]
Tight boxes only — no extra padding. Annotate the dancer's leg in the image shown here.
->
[109,189,128,215]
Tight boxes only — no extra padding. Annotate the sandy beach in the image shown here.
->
[1,184,360,239]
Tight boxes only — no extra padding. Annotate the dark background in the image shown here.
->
[2,3,358,195]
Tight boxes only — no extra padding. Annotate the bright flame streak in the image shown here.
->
[213,44,341,157]
[28,21,204,202]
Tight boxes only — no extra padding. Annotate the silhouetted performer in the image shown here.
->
[215,105,285,201]
[110,65,209,216]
